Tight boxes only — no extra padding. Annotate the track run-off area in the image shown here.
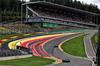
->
[1,31,97,66]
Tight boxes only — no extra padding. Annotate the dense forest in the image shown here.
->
[0,0,25,22]
[0,0,100,23]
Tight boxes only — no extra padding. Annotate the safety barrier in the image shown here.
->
[50,29,97,33]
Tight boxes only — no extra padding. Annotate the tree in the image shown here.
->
[0,0,100,22]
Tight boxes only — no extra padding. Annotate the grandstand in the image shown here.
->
[0,23,45,35]
[22,1,99,30]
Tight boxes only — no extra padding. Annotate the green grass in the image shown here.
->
[0,34,23,40]
[61,34,88,57]
[0,34,54,66]
[94,35,98,43]
[0,56,54,66]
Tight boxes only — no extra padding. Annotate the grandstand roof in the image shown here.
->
[22,1,99,16]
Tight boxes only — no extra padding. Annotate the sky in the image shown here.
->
[25,0,100,9]
[77,0,100,9]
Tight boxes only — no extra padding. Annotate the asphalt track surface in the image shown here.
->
[1,31,96,66]
[44,32,92,66]
[6,32,70,56]
[84,34,96,61]
[1,32,64,49]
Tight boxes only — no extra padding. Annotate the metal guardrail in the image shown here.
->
[50,29,97,33]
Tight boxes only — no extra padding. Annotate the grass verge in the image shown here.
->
[61,34,88,57]
[0,34,23,40]
[0,56,54,66]
[0,34,54,66]
[94,34,98,43]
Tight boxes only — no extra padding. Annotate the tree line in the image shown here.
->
[30,0,100,14]
[0,0,100,24]
[0,0,25,22]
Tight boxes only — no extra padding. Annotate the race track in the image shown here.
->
[1,31,96,66]
[44,32,92,66]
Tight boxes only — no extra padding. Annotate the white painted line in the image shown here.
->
[92,61,94,66]
[42,39,57,57]
[58,33,91,61]
[89,34,96,55]
[84,36,90,59]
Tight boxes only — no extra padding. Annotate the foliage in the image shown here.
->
[94,34,98,43]
[0,0,25,22]
[0,0,100,23]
